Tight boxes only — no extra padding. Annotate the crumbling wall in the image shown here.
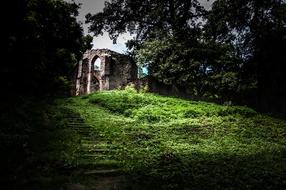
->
[108,55,137,90]
[73,49,137,95]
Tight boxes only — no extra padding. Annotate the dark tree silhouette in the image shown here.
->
[2,0,92,188]
[207,0,286,113]
[4,0,92,98]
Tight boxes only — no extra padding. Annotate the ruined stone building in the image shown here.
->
[73,49,138,95]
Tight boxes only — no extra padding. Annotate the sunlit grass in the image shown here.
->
[56,89,286,189]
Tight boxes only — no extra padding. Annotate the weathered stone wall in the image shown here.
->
[73,49,137,95]
[109,54,138,90]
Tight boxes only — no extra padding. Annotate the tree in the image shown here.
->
[87,0,245,102]
[86,0,205,42]
[4,0,92,97]
[135,35,242,101]
[207,0,286,112]
[2,1,93,187]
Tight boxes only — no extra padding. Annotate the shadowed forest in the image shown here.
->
[2,0,286,189]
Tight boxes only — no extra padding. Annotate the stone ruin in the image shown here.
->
[73,49,138,95]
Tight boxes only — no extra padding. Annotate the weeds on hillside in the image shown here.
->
[62,89,286,189]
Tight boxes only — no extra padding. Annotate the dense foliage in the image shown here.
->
[2,0,92,188]
[134,37,244,102]
[206,0,286,112]
[87,0,286,113]
[5,0,92,97]
[2,0,286,188]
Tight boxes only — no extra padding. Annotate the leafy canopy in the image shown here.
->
[87,0,286,112]
[86,0,205,42]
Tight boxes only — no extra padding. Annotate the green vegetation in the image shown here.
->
[6,0,92,97]
[87,0,286,113]
[4,0,286,189]
[2,89,285,189]
[51,89,285,189]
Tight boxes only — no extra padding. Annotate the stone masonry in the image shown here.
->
[74,49,138,95]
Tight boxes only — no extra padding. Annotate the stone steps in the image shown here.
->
[61,109,127,189]
[66,123,86,125]
[83,169,121,175]
[62,112,125,188]
[80,153,113,160]
[79,148,115,154]
[76,159,121,171]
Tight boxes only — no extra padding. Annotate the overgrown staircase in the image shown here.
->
[62,109,127,189]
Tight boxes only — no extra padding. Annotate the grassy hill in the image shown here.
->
[55,88,285,189]
[3,89,285,189]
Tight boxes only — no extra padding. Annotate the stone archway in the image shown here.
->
[74,49,138,95]
[92,57,102,71]
[90,55,105,91]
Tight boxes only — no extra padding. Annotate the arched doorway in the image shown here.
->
[92,57,102,71]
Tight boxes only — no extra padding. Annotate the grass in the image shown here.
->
[56,89,286,189]
[2,89,285,189]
